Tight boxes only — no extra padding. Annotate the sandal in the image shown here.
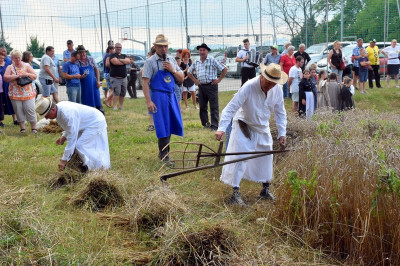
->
[31,129,38,134]
[103,100,111,108]
[20,129,26,134]
[147,125,155,131]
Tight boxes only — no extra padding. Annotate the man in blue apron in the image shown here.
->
[142,34,184,163]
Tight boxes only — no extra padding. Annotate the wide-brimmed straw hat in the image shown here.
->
[153,34,171,45]
[259,63,288,85]
[35,97,52,116]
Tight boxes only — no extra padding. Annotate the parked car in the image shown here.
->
[30,58,43,97]
[306,41,353,69]
[225,46,241,78]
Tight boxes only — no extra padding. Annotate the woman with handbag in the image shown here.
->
[0,53,18,126]
[3,50,37,134]
[327,40,345,83]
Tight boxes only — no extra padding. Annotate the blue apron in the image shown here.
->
[149,64,183,139]
[79,63,101,107]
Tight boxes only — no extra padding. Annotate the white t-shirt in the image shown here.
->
[383,46,400,65]
[288,66,302,93]
[237,49,253,68]
[350,85,355,95]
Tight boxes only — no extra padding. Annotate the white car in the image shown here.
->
[306,41,354,69]
[30,58,43,97]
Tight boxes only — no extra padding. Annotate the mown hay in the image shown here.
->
[49,169,84,188]
[157,222,239,265]
[70,175,124,211]
[270,109,400,265]
[38,120,63,133]
[98,186,186,233]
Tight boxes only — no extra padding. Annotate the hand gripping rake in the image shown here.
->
[159,141,290,182]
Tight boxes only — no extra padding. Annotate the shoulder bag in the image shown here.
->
[13,65,32,87]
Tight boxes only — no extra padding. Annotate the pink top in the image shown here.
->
[7,63,36,100]
[0,74,3,93]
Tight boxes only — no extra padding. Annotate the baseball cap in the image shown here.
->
[370,39,376,43]
[67,40,73,44]
[271,45,278,49]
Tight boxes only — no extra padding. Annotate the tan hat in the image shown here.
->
[259,63,288,85]
[35,97,53,116]
[153,34,171,45]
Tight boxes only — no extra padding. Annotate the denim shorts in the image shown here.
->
[359,70,368,82]
[174,84,182,101]
[104,73,111,90]
[39,78,57,96]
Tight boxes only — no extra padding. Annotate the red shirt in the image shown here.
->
[280,54,296,74]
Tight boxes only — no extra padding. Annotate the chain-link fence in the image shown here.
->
[0,0,398,95]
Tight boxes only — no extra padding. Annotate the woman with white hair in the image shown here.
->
[294,43,311,71]
[280,45,296,98]
[281,41,291,55]
[4,49,37,133]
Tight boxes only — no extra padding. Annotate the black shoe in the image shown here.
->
[161,156,175,167]
[229,190,246,206]
[210,126,218,131]
[0,122,4,128]
[13,120,19,126]
[259,186,275,201]
[203,122,211,129]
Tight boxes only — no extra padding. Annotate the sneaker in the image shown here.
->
[203,122,211,129]
[229,190,246,206]
[259,186,275,201]
[396,85,400,88]
[147,125,155,131]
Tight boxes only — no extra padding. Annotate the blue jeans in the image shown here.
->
[67,84,81,103]
[283,82,289,98]
[331,68,343,83]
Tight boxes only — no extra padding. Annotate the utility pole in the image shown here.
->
[259,0,262,47]
[269,0,277,44]
[146,0,151,52]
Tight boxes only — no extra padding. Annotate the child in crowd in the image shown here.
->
[326,72,341,111]
[174,56,183,110]
[298,69,316,119]
[358,48,370,94]
[340,76,355,110]
[309,67,318,110]
[317,70,330,109]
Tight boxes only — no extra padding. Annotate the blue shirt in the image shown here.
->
[62,61,80,86]
[103,54,110,73]
[52,55,61,78]
[5,56,11,65]
[63,49,75,61]
[352,46,362,67]
[264,53,281,66]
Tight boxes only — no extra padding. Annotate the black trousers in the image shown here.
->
[127,75,137,98]
[241,67,256,86]
[198,83,219,129]
[0,93,4,121]
[368,65,381,88]
[158,136,171,160]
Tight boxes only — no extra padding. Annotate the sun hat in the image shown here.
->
[196,43,211,51]
[153,34,171,45]
[35,97,52,116]
[259,63,288,85]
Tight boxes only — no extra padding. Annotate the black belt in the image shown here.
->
[200,82,212,85]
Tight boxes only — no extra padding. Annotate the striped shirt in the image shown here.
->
[142,53,182,80]
[188,55,226,84]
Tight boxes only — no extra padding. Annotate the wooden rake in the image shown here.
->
[159,141,290,182]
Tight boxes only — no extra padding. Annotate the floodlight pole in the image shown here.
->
[340,0,344,41]
[185,0,189,49]
[259,0,262,47]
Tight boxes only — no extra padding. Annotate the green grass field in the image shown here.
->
[0,84,399,264]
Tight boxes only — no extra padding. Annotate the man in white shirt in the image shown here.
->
[215,63,287,205]
[236,38,256,86]
[288,56,304,112]
[35,97,111,172]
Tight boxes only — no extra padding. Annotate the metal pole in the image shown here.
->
[384,0,387,78]
[51,16,55,45]
[180,1,184,48]
[98,0,104,56]
[269,0,277,44]
[259,0,262,47]
[246,0,249,35]
[131,8,134,52]
[0,3,4,46]
[221,0,224,48]
[117,11,120,41]
[80,17,83,44]
[146,0,151,52]
[326,0,329,72]
[24,15,28,45]
[200,0,204,43]
[340,0,344,41]
[185,0,189,49]
[103,0,112,42]
[162,3,164,33]
[305,5,308,46]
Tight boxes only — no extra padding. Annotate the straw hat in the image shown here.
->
[153,34,171,45]
[259,63,288,85]
[35,97,52,116]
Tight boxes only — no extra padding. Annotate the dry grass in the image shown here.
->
[48,168,85,188]
[70,172,125,211]
[269,109,400,265]
[38,120,63,133]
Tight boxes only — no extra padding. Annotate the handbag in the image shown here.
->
[13,65,32,87]
[340,61,346,71]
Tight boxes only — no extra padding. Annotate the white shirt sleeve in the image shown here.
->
[218,84,250,132]
[60,111,80,161]
[288,66,296,78]
[273,87,287,138]
[350,85,355,95]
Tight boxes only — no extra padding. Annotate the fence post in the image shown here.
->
[98,0,104,57]
[51,16,55,45]
[80,17,83,44]
[259,0,262,47]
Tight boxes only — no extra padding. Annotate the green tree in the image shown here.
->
[26,36,45,58]
[1,40,13,53]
